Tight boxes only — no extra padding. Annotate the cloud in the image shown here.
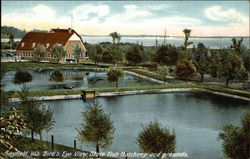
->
[145,4,169,10]
[3,4,57,21]
[72,4,110,21]
[205,5,248,24]
[2,3,249,36]
[32,5,56,19]
[2,4,74,32]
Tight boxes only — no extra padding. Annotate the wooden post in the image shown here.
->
[74,140,76,149]
[51,135,54,150]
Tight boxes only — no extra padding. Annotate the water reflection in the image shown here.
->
[2,69,158,91]
[41,92,249,159]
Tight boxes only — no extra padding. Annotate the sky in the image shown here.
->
[1,1,250,36]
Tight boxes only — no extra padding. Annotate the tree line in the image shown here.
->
[85,30,249,88]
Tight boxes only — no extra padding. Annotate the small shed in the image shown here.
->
[81,90,96,99]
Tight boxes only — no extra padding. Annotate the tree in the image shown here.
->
[193,43,209,82]
[216,50,246,87]
[109,32,121,44]
[0,87,14,113]
[107,67,124,88]
[209,50,221,78]
[77,102,115,153]
[219,112,250,159]
[126,45,143,65]
[195,56,209,82]
[9,34,14,49]
[103,46,123,65]
[73,45,83,64]
[18,86,54,141]
[153,45,179,65]
[13,70,33,85]
[182,29,193,50]
[241,48,250,72]
[193,43,207,62]
[137,121,175,157]
[102,50,115,63]
[111,46,123,65]
[157,66,169,84]
[231,38,243,55]
[176,59,196,81]
[21,100,54,141]
[51,44,67,63]
[33,44,46,62]
[88,45,103,65]
[0,108,26,152]
[49,70,64,89]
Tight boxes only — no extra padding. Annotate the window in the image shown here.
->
[72,44,78,49]
[32,43,36,48]
[21,42,25,47]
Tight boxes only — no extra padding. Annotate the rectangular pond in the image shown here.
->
[1,69,159,91]
[37,92,249,159]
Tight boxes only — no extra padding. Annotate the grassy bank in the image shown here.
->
[1,61,108,71]
[1,135,81,158]
[16,136,78,152]
[10,82,250,99]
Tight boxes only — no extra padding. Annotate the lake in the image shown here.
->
[1,69,158,91]
[2,36,249,49]
[40,93,249,159]
[82,36,250,49]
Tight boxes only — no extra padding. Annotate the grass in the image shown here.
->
[15,136,79,152]
[125,68,164,81]
[1,135,82,158]
[10,82,249,99]
[11,89,81,98]
[1,61,108,71]
[196,82,250,98]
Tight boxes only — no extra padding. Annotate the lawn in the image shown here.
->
[9,82,249,99]
[1,61,108,71]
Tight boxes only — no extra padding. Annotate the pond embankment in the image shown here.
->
[9,88,250,102]
[4,64,249,102]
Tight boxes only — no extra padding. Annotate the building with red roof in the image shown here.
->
[16,28,87,62]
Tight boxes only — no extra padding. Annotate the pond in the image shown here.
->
[39,92,249,159]
[1,69,159,91]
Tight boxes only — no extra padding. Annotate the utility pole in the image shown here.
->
[71,12,73,29]
[155,35,158,47]
[163,29,166,45]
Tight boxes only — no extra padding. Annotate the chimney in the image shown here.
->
[68,28,72,33]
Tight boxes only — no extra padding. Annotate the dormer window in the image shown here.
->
[32,43,36,48]
[21,42,25,47]
[46,43,50,48]
[72,44,78,49]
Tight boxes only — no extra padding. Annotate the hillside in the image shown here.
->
[1,26,27,38]
[1,26,48,39]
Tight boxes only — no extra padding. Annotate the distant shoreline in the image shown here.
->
[80,35,250,38]
[1,36,250,40]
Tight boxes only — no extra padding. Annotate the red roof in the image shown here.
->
[16,28,84,51]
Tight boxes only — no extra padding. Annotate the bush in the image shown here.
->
[137,121,176,155]
[126,45,143,65]
[219,112,250,159]
[153,45,179,65]
[176,59,196,81]
[14,70,33,84]
[49,70,64,82]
